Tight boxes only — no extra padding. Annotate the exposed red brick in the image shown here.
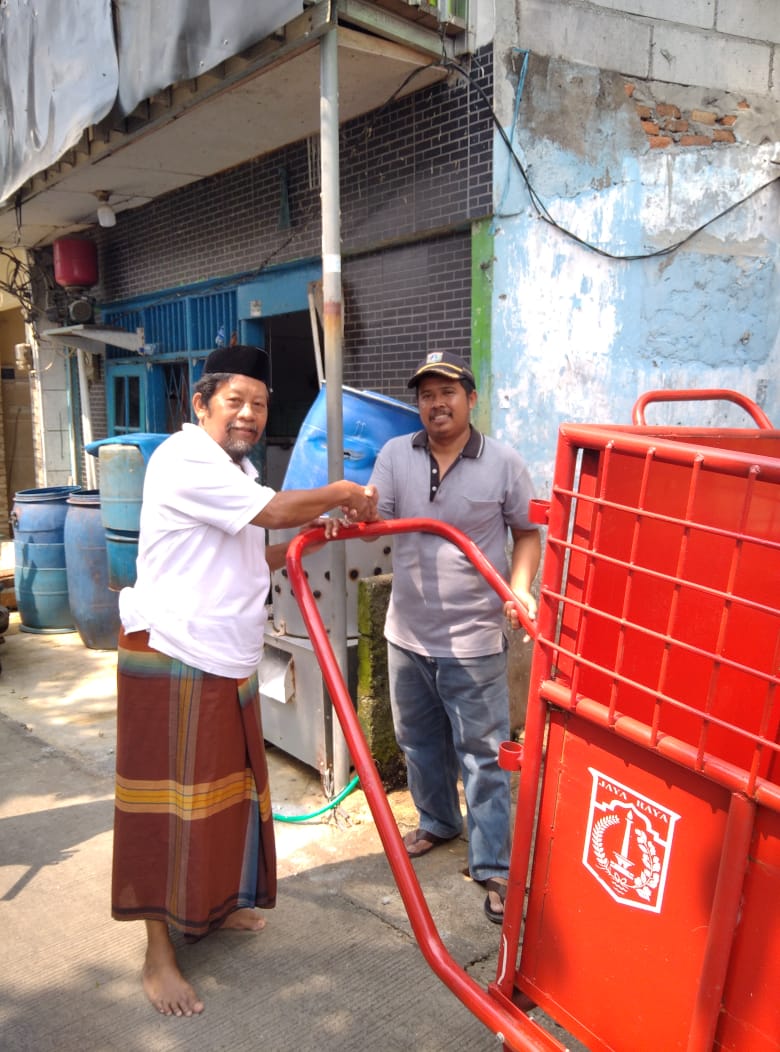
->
[691,109,717,125]
[664,118,689,133]
[624,82,636,97]
[657,103,681,119]
[718,114,738,126]
[713,129,736,143]
[648,135,673,149]
[641,120,660,135]
[737,99,750,109]
[635,104,653,120]
[680,134,711,146]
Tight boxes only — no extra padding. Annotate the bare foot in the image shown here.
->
[143,921,204,1017]
[220,907,267,932]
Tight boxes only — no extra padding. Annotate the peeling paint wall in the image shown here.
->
[489,11,780,493]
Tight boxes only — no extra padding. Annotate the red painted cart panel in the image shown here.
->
[286,390,780,1052]
[512,393,780,1052]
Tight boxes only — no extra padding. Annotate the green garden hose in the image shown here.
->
[272,773,360,823]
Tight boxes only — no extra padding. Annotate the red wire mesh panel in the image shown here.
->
[512,424,780,1052]
[549,430,780,794]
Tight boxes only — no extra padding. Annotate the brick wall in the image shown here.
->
[94,48,493,395]
[630,87,748,149]
[343,234,472,400]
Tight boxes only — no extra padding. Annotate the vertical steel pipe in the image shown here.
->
[320,14,350,794]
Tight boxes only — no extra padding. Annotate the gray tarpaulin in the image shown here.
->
[115,0,302,116]
[0,0,303,205]
[0,0,117,205]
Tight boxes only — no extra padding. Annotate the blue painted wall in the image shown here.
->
[488,59,780,493]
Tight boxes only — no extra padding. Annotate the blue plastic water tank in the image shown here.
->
[86,433,169,589]
[281,385,419,490]
[271,386,419,638]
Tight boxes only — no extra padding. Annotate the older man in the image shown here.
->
[112,345,377,1016]
[369,351,540,924]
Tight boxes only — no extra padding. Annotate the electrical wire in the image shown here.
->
[0,245,59,342]
[0,248,35,314]
[440,56,780,262]
[272,773,360,823]
[23,48,776,324]
[371,54,779,264]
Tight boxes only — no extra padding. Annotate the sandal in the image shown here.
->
[403,828,458,859]
[483,877,507,924]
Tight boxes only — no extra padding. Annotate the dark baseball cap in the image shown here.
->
[407,351,476,389]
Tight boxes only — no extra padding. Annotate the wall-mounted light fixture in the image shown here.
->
[14,342,33,372]
[96,190,117,228]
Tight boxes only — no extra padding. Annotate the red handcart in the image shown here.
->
[285,390,780,1052]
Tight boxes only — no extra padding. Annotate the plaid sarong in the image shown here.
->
[112,629,276,938]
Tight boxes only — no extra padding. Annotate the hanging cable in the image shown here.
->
[78,48,779,324]
[440,56,780,262]
[365,53,779,263]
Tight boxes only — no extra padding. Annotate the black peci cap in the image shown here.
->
[203,345,271,387]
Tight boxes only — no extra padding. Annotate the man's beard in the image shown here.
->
[225,428,258,463]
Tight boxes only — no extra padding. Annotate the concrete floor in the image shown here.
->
[0,611,587,1052]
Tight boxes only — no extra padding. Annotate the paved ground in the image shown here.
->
[0,612,585,1052]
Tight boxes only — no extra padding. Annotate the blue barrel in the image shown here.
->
[281,385,419,490]
[102,530,140,592]
[64,491,121,649]
[86,433,168,590]
[12,485,81,633]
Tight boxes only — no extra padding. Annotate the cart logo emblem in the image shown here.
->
[583,768,680,913]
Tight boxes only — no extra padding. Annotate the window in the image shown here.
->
[109,365,146,434]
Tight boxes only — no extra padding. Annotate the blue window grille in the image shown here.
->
[190,290,237,350]
[102,288,237,355]
[100,284,239,435]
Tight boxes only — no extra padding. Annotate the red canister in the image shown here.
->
[53,237,98,288]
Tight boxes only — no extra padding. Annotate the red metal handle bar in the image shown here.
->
[631,389,773,429]
[286,519,559,1052]
[559,423,780,482]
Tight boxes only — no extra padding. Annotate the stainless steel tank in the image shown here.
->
[269,527,393,638]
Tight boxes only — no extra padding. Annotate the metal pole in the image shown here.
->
[76,349,97,488]
[320,13,350,796]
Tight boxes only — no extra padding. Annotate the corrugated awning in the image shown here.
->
[44,324,143,353]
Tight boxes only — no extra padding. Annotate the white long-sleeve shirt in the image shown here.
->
[119,423,274,678]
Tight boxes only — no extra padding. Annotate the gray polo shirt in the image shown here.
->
[369,427,537,659]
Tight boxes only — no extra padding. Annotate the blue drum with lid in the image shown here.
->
[12,485,81,633]
[64,490,121,649]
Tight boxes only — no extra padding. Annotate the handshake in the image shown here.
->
[340,482,379,523]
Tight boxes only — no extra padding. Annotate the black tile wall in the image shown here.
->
[343,235,471,401]
[95,47,493,394]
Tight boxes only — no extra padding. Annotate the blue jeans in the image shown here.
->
[387,642,511,882]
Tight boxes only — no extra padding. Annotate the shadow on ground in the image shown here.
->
[0,713,511,1052]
